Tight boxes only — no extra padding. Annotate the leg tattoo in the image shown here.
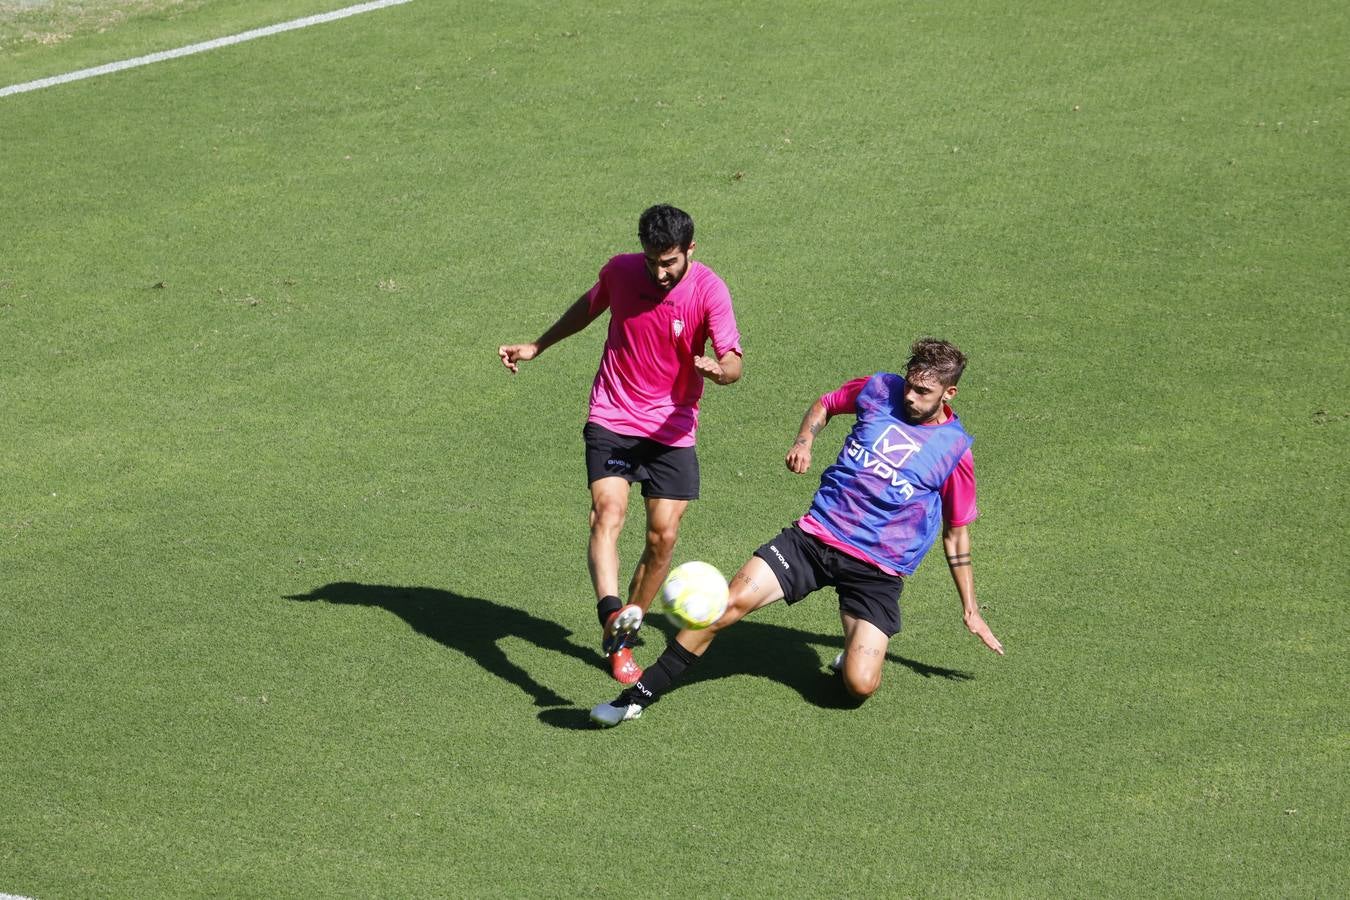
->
[731,572,759,593]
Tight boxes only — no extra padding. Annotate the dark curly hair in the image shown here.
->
[906,338,967,387]
[637,204,695,251]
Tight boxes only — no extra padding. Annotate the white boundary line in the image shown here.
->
[0,0,415,98]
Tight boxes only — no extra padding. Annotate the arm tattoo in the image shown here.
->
[946,552,972,568]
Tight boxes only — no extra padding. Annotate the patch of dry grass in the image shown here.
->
[0,0,207,53]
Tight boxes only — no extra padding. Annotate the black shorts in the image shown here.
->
[583,423,700,500]
[753,524,904,637]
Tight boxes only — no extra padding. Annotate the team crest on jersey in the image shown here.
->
[672,318,684,337]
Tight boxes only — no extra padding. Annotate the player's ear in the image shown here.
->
[944,384,958,401]
[685,240,696,257]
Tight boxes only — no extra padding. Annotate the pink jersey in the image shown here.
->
[798,377,977,575]
[584,253,741,447]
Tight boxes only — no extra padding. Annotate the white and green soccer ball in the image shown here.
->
[660,561,729,630]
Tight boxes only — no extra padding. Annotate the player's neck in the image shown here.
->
[923,403,952,426]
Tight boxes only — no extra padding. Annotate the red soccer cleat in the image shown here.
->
[609,647,643,685]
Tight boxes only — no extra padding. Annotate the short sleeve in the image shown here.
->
[820,377,868,416]
[704,276,741,358]
[585,260,614,317]
[940,449,978,526]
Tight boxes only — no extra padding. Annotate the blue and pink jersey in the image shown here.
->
[799,374,977,576]
[584,253,741,447]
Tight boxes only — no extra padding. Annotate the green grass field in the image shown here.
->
[2,0,1346,895]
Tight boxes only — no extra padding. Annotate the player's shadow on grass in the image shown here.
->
[537,617,974,728]
[285,582,596,708]
[285,582,973,727]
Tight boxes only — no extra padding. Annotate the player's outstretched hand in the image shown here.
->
[964,610,1004,655]
[785,440,812,474]
[498,343,538,373]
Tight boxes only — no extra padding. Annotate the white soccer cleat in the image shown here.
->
[589,700,643,727]
[829,651,844,673]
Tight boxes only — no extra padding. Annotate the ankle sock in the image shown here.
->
[621,640,698,708]
[596,595,623,626]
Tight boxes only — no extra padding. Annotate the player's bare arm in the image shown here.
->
[786,398,830,473]
[942,521,1004,655]
[693,349,743,386]
[498,294,601,373]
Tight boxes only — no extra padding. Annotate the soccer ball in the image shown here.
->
[660,561,729,630]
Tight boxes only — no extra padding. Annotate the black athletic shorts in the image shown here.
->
[753,523,904,637]
[582,422,700,500]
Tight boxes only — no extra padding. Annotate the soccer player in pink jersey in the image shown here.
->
[498,205,743,686]
[590,338,1002,726]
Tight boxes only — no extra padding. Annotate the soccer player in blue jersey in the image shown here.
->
[590,338,1003,726]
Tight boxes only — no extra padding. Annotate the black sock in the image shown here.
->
[620,640,698,708]
[596,595,622,626]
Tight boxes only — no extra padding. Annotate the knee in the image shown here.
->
[842,668,881,701]
[705,589,754,634]
[590,501,626,533]
[644,523,680,558]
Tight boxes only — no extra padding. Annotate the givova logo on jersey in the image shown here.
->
[845,424,920,499]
